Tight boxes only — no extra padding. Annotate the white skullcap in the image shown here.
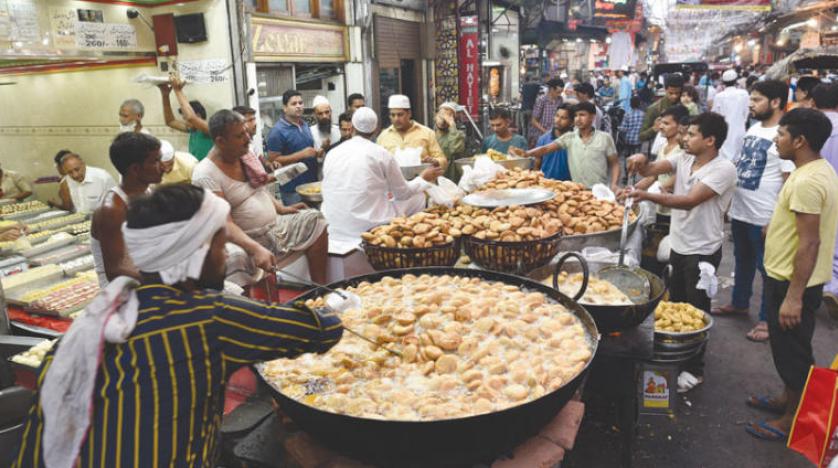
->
[560,72,569,79]
[159,140,175,162]
[351,107,378,133]
[439,102,460,112]
[722,69,738,83]
[312,95,330,109]
[388,94,411,109]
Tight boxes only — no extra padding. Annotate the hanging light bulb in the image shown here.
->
[806,17,818,28]
[605,37,612,44]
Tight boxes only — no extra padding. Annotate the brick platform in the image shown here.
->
[279,401,585,468]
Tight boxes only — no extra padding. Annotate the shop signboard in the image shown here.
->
[251,16,348,63]
[594,0,637,20]
[458,16,479,117]
[675,0,771,11]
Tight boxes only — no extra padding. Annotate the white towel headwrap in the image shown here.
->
[41,189,230,468]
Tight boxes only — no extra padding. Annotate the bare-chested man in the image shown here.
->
[90,132,163,286]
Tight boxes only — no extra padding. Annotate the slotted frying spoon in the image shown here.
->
[269,269,402,358]
[597,193,651,304]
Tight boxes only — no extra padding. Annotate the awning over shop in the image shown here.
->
[523,20,609,47]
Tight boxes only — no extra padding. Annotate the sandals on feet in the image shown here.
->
[745,421,788,441]
[710,304,748,316]
[746,322,769,342]
[746,395,786,415]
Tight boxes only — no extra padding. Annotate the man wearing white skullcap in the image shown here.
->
[158,139,199,185]
[712,69,750,161]
[17,183,343,468]
[322,107,442,246]
[310,95,341,154]
[377,94,448,169]
[90,132,164,287]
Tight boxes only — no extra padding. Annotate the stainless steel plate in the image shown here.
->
[462,188,556,208]
[400,163,431,180]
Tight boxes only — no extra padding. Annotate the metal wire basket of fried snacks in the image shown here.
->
[463,231,562,274]
[362,238,461,270]
[361,214,462,270]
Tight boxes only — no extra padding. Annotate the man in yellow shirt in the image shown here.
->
[377,94,447,170]
[159,140,198,185]
[745,108,838,442]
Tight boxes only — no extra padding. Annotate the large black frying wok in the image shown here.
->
[530,253,668,333]
[256,267,600,464]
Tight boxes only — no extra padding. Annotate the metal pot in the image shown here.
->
[530,253,666,333]
[559,208,640,253]
[454,156,534,171]
[256,267,599,464]
[295,182,322,203]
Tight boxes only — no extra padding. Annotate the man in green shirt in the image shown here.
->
[158,77,213,160]
[435,102,466,180]
[639,74,685,142]
[481,107,528,155]
[516,101,619,191]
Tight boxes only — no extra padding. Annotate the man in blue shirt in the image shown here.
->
[267,90,322,205]
[481,108,529,155]
[537,103,574,180]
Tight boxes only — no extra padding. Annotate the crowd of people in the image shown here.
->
[3,62,838,464]
[513,68,838,443]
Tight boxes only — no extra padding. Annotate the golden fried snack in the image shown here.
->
[654,301,707,332]
[260,274,593,421]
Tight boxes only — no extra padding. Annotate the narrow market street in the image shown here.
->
[568,225,838,468]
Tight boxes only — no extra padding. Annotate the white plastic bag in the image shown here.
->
[393,147,423,167]
[426,177,464,207]
[458,156,506,193]
[591,184,616,202]
[696,261,718,298]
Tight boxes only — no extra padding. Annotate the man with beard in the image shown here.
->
[90,132,164,286]
[310,96,341,154]
[711,80,795,344]
[536,103,574,180]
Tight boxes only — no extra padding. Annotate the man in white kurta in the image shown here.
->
[712,69,750,161]
[321,107,442,246]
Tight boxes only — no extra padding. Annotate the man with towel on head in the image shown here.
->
[321,107,442,246]
[15,184,343,468]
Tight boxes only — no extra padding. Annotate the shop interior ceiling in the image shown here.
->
[0,0,200,72]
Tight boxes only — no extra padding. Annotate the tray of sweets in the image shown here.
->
[1,264,64,293]
[29,244,90,266]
